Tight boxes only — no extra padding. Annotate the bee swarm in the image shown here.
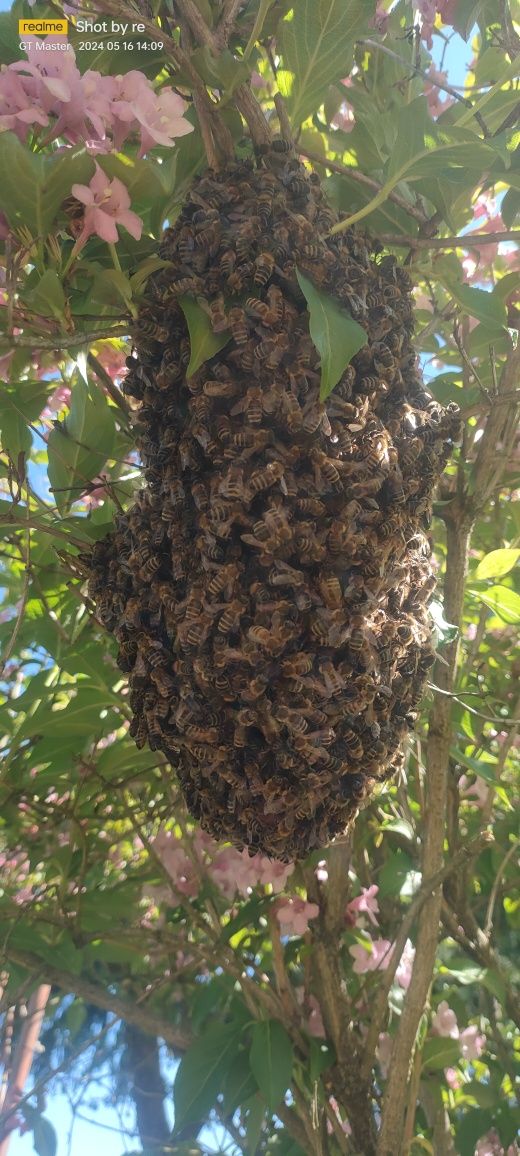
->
[85,155,460,861]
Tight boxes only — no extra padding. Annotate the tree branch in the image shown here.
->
[299,151,429,226]
[377,510,473,1155]
[468,342,520,515]
[375,230,519,249]
[215,0,245,48]
[361,832,491,1079]
[0,948,192,1052]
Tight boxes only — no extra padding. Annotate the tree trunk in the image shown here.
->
[124,1025,171,1151]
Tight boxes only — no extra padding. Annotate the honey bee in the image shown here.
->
[229,307,248,345]
[236,219,260,261]
[241,674,269,702]
[218,599,245,634]
[151,668,176,698]
[228,261,254,294]
[254,335,288,367]
[247,460,284,496]
[294,498,325,518]
[208,295,229,333]
[230,385,263,426]
[384,476,407,506]
[218,467,246,500]
[254,252,275,286]
[135,318,168,343]
[311,449,342,491]
[319,575,342,609]
[270,137,292,154]
[279,390,303,432]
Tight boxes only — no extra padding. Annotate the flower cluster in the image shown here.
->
[72,164,143,246]
[432,1000,486,1060]
[0,41,192,156]
[149,826,294,905]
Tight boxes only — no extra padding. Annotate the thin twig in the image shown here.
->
[484,838,520,938]
[358,38,490,136]
[0,535,30,677]
[87,353,132,421]
[215,0,244,48]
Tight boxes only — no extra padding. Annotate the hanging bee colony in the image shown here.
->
[85,146,460,862]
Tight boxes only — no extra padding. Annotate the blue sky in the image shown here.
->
[1,2,475,1153]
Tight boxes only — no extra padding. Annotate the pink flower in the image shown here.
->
[424,69,455,118]
[415,0,437,45]
[41,384,71,418]
[0,63,49,137]
[295,988,326,1038]
[346,884,379,927]
[150,829,199,898]
[254,855,294,892]
[109,72,193,156]
[315,859,328,883]
[369,2,389,33]
[71,165,143,246]
[376,1033,393,1078]
[275,897,320,937]
[432,1001,459,1039]
[332,102,355,133]
[210,847,261,898]
[459,1025,486,1061]
[395,938,415,990]
[444,1066,461,1089]
[475,1129,513,1155]
[350,938,393,974]
[459,774,491,809]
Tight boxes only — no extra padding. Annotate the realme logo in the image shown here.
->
[18,19,69,34]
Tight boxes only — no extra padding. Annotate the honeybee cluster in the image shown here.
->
[85,154,460,861]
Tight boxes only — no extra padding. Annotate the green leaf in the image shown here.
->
[279,0,372,127]
[451,749,498,784]
[442,281,507,333]
[501,187,520,228]
[47,378,116,512]
[469,584,520,625]
[454,1108,493,1156]
[295,269,367,401]
[244,1094,266,1156]
[0,135,95,236]
[221,1051,259,1113]
[387,97,430,182]
[309,1039,334,1080]
[421,1037,460,1072]
[173,1023,239,1132]
[0,381,49,458]
[22,1112,57,1156]
[475,548,520,580]
[249,1020,294,1110]
[23,271,66,320]
[429,599,458,643]
[179,296,231,378]
[65,999,87,1039]
[0,10,25,64]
